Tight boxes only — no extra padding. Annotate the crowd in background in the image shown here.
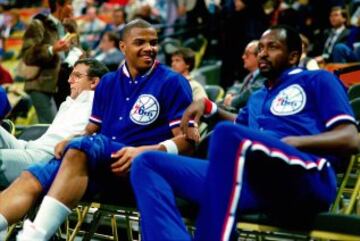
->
[0,0,359,123]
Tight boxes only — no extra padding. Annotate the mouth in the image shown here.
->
[258,60,270,69]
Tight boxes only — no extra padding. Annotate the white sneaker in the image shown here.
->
[16,219,47,241]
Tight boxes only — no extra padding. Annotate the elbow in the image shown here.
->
[345,132,360,154]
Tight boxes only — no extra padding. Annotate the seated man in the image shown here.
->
[0,19,195,241]
[130,25,360,241]
[0,58,108,188]
[223,40,265,111]
[171,47,207,101]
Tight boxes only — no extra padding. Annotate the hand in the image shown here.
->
[53,39,71,53]
[281,136,301,148]
[223,94,234,107]
[110,147,144,176]
[180,99,205,140]
[54,139,70,159]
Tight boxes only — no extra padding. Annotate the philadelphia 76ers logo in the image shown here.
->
[270,84,306,116]
[130,94,160,125]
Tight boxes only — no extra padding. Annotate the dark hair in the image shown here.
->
[331,6,348,21]
[48,0,67,13]
[121,19,154,41]
[104,31,120,48]
[172,48,195,71]
[269,25,302,57]
[74,58,109,79]
[114,7,127,22]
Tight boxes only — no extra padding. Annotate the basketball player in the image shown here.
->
[0,19,196,241]
[130,25,360,241]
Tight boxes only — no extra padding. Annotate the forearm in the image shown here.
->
[140,135,195,155]
[283,124,360,155]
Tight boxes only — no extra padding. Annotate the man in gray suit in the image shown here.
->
[223,40,265,111]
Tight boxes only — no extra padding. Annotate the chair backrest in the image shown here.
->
[350,97,360,123]
[204,85,224,102]
[334,64,360,88]
[348,84,360,101]
[17,124,49,141]
[1,119,15,135]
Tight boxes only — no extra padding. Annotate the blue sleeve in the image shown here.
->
[235,106,249,126]
[163,74,193,129]
[0,87,10,119]
[311,71,356,129]
[89,75,108,126]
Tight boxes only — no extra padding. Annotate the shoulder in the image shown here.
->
[154,64,189,85]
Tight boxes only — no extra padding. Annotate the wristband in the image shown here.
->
[160,139,179,154]
[203,98,218,117]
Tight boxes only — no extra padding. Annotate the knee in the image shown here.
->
[19,171,43,194]
[62,149,87,166]
[131,151,162,186]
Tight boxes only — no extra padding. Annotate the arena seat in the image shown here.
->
[1,119,15,135]
[237,152,360,241]
[348,84,360,101]
[204,85,224,102]
[334,64,360,87]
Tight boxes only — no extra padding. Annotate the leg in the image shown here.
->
[0,149,52,187]
[131,152,208,241]
[0,126,26,149]
[29,91,57,124]
[195,122,337,241]
[20,134,122,240]
[0,171,43,225]
[331,43,358,63]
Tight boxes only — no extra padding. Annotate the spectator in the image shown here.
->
[0,59,108,191]
[171,47,207,101]
[93,31,124,71]
[298,34,319,70]
[1,9,26,38]
[0,19,195,241]
[130,25,359,241]
[103,7,127,37]
[223,40,265,110]
[20,0,74,123]
[315,7,350,63]
[79,6,106,50]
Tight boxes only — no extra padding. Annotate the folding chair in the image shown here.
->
[236,152,360,241]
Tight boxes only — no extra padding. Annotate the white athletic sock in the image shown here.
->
[33,196,71,240]
[0,213,8,240]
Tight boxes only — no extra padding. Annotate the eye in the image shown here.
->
[150,40,158,46]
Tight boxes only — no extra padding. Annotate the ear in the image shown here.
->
[288,51,300,66]
[119,41,126,54]
[90,77,100,90]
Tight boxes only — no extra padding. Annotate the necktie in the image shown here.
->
[240,73,253,93]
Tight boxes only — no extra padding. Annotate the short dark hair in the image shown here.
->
[331,6,348,20]
[104,31,120,48]
[269,25,302,57]
[172,48,195,71]
[74,58,109,79]
[114,7,127,22]
[121,19,154,41]
[48,0,67,13]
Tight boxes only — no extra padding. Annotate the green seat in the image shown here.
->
[348,84,360,100]
[204,85,224,102]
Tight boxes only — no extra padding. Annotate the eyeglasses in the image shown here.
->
[69,72,89,79]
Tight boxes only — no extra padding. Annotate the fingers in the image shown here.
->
[111,147,126,159]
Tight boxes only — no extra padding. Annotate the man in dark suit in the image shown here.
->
[315,6,350,63]
[20,0,73,123]
[223,40,265,111]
